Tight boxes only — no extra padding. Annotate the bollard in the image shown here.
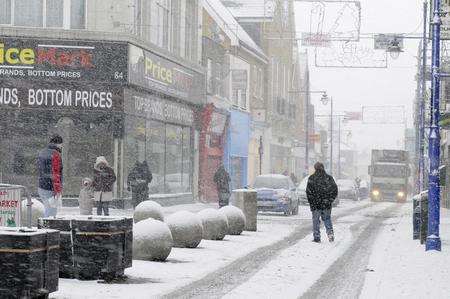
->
[231,189,257,231]
[413,194,421,240]
[419,191,429,245]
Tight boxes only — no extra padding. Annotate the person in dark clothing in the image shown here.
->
[92,156,116,216]
[290,173,298,186]
[38,134,64,217]
[306,162,338,243]
[213,165,231,208]
[127,161,153,208]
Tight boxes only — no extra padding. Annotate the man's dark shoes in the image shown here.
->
[312,238,321,243]
[328,233,335,242]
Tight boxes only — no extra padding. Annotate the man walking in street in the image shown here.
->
[214,164,231,208]
[306,162,338,243]
[38,134,64,217]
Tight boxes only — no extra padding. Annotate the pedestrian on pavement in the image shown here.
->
[290,172,298,186]
[92,156,116,216]
[127,160,153,208]
[37,134,64,217]
[306,162,338,243]
[78,177,94,215]
[214,164,231,208]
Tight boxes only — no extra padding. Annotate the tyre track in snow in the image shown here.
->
[300,204,402,299]
[163,202,376,299]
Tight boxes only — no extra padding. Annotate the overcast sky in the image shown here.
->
[295,0,423,160]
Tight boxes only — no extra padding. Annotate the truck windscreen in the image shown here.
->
[373,165,406,177]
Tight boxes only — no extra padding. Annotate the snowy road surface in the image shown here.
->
[52,200,450,299]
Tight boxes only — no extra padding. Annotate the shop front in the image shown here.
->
[0,37,205,206]
[198,103,229,202]
[0,37,128,198]
[125,44,205,205]
[224,109,250,190]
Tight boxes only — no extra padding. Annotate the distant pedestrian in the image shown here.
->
[78,177,94,215]
[306,162,338,243]
[290,173,298,186]
[127,161,153,208]
[214,165,231,208]
[37,134,64,217]
[93,156,116,216]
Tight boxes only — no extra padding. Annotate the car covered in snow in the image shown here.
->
[253,174,299,215]
[337,179,358,200]
[295,175,309,206]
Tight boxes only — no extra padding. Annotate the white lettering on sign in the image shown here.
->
[133,95,194,125]
[0,88,19,107]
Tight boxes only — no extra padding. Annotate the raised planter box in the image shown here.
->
[0,227,60,298]
[39,216,132,281]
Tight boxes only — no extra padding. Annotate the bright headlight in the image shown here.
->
[372,190,380,196]
[398,191,405,198]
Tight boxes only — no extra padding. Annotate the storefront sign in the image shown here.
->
[0,80,123,112]
[0,37,128,83]
[125,89,194,126]
[128,44,205,105]
[0,188,21,227]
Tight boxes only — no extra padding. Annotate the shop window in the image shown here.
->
[124,116,192,195]
[1,0,86,29]
[146,120,165,194]
[165,125,183,193]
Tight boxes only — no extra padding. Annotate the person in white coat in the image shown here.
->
[78,177,94,215]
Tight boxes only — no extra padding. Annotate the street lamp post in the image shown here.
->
[321,93,333,176]
[426,0,442,251]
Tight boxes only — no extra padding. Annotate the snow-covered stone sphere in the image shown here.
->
[198,209,228,241]
[165,211,203,248]
[220,206,246,235]
[133,218,173,261]
[134,200,164,223]
[21,198,44,227]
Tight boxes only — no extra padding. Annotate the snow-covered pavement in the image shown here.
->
[360,204,450,298]
[52,200,370,298]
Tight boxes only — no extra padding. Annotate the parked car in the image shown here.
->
[296,176,309,206]
[359,180,369,199]
[253,174,299,215]
[337,179,358,200]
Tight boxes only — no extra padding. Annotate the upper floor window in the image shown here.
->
[0,0,86,29]
[232,69,248,110]
[150,0,171,50]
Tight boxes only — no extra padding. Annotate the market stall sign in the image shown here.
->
[0,189,20,227]
[129,44,205,105]
[0,37,128,83]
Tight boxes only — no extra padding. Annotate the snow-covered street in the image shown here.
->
[48,199,450,299]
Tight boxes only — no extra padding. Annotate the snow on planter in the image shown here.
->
[133,200,164,223]
[165,211,203,248]
[21,198,44,227]
[220,205,246,235]
[198,208,229,241]
[133,218,173,261]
